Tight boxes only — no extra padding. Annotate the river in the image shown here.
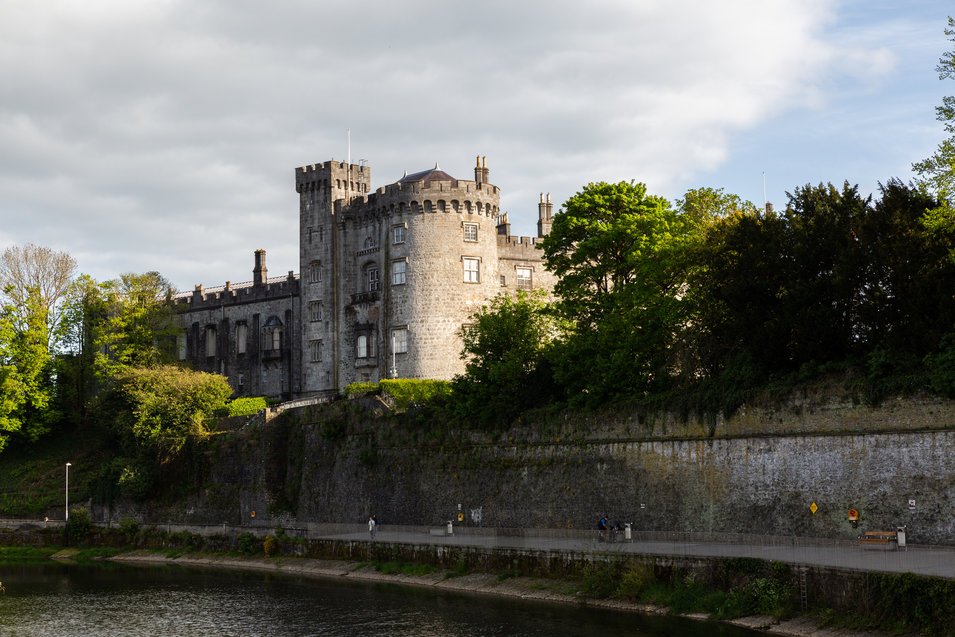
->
[0,562,764,636]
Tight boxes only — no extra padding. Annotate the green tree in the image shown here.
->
[913,17,955,262]
[0,243,77,352]
[108,365,232,464]
[914,17,955,204]
[93,272,179,376]
[542,181,682,327]
[541,181,694,402]
[0,288,58,450]
[452,290,562,424]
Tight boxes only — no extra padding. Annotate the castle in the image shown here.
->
[175,156,556,399]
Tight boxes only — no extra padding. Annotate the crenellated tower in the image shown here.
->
[295,160,371,394]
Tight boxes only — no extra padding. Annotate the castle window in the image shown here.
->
[236,323,248,355]
[262,316,283,353]
[437,200,446,213]
[392,260,407,286]
[451,200,459,212]
[309,339,323,362]
[516,267,533,291]
[424,200,433,213]
[365,265,380,292]
[363,235,377,249]
[500,275,506,287]
[392,225,406,244]
[177,333,187,360]
[464,223,478,242]
[357,335,367,358]
[309,301,323,322]
[318,226,324,242]
[392,327,408,354]
[205,326,217,357]
[308,260,323,283]
[463,257,480,283]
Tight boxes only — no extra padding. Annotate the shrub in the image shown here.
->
[616,562,655,599]
[218,397,268,417]
[379,379,451,410]
[236,532,259,555]
[344,381,379,398]
[64,507,92,546]
[263,534,277,557]
[579,562,619,599]
[118,517,140,538]
[926,335,955,398]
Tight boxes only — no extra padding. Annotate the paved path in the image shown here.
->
[317,529,955,579]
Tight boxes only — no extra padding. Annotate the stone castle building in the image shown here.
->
[176,156,556,399]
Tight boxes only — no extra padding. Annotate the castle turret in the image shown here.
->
[253,249,268,286]
[537,193,553,237]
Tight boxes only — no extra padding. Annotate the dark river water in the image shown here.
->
[0,562,764,637]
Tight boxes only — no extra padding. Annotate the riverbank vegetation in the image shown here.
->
[2,522,953,637]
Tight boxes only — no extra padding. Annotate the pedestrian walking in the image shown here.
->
[368,515,377,539]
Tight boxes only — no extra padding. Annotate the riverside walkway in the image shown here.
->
[3,518,952,579]
[313,526,955,580]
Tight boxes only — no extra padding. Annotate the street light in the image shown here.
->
[65,462,71,522]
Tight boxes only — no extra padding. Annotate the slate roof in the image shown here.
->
[397,164,455,184]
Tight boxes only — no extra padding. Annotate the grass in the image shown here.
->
[0,425,117,518]
[373,561,438,577]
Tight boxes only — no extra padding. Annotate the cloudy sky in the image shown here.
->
[1,0,951,290]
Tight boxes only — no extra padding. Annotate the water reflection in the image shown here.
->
[0,563,763,637]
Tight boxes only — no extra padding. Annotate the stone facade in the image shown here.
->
[176,156,555,398]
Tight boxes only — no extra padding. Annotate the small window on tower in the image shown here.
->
[464,223,478,242]
[392,260,407,285]
[308,260,323,283]
[463,257,480,283]
[309,339,323,362]
[392,328,408,354]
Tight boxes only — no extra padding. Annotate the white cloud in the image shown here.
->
[0,0,909,288]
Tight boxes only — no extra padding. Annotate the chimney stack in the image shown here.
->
[253,249,268,286]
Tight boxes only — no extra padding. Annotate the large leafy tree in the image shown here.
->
[0,243,76,451]
[452,290,562,425]
[541,181,693,401]
[913,17,955,262]
[92,271,179,375]
[0,289,57,450]
[109,365,232,464]
[0,244,76,351]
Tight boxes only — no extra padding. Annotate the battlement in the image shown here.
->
[498,234,541,247]
[295,160,370,193]
[174,272,299,310]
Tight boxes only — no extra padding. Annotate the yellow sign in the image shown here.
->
[809,502,818,515]
[457,512,465,522]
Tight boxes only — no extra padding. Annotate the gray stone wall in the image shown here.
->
[169,400,955,545]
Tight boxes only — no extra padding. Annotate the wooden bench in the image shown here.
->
[858,530,898,549]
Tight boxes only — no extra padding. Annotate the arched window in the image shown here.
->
[308,260,323,283]
[357,334,368,359]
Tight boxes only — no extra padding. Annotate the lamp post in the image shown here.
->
[65,462,71,522]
